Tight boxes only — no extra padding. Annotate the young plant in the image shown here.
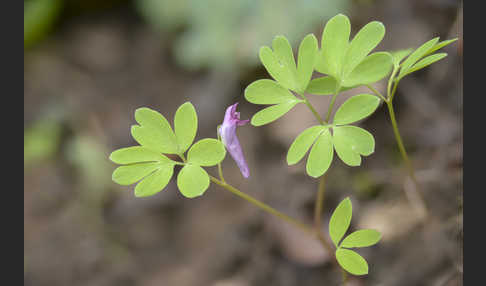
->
[109,14,456,284]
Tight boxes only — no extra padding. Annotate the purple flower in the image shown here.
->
[218,103,250,178]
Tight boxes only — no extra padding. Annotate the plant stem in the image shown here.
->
[217,163,226,183]
[325,87,341,123]
[341,268,348,285]
[386,101,428,216]
[209,175,316,237]
[366,84,387,102]
[314,175,333,253]
[300,94,325,125]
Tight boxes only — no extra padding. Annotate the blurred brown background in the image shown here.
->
[24,0,463,285]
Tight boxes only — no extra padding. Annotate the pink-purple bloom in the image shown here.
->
[218,103,250,178]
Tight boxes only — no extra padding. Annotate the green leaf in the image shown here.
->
[131,107,179,154]
[259,36,298,91]
[399,37,439,79]
[306,76,338,95]
[335,248,369,275]
[187,138,226,166]
[112,162,161,186]
[391,49,413,67]
[333,94,380,125]
[316,14,351,78]
[134,163,175,197]
[287,125,327,165]
[109,146,168,164]
[245,79,297,105]
[174,102,198,153]
[426,38,458,55]
[333,126,375,166]
[250,100,302,126]
[177,164,210,198]
[329,197,352,247]
[296,34,318,93]
[342,21,385,77]
[340,229,381,248]
[400,53,447,78]
[342,52,393,87]
[306,130,333,178]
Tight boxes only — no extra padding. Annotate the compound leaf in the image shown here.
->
[245,79,297,105]
[336,248,369,275]
[174,102,198,153]
[391,49,413,67]
[134,162,175,197]
[316,14,351,78]
[307,76,338,95]
[329,197,352,247]
[306,130,333,178]
[251,100,302,126]
[333,94,380,125]
[287,125,327,165]
[426,38,458,55]
[296,33,318,93]
[399,37,439,79]
[177,164,210,198]
[340,229,382,248]
[333,125,375,166]
[187,138,226,166]
[342,52,393,87]
[342,21,385,77]
[131,107,179,154]
[112,162,161,186]
[109,146,168,164]
[400,53,447,78]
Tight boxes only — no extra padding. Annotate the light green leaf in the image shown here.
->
[112,162,161,186]
[245,79,297,105]
[342,52,393,87]
[306,76,338,95]
[316,14,351,78]
[177,164,210,198]
[259,46,293,91]
[187,138,226,166]
[333,126,375,166]
[333,94,380,125]
[336,248,369,275]
[340,229,381,248]
[391,49,413,67]
[109,146,167,164]
[329,197,352,247]
[306,130,333,178]
[134,163,175,197]
[272,35,297,74]
[342,21,385,77]
[251,100,302,126]
[259,36,298,91]
[174,102,198,153]
[296,33,318,93]
[287,125,327,165]
[131,107,179,154]
[399,37,439,78]
[426,38,458,55]
[400,53,447,78]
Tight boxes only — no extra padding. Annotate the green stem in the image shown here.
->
[341,268,348,285]
[366,84,387,102]
[387,66,399,100]
[209,176,316,237]
[217,163,226,183]
[325,86,341,123]
[314,175,333,253]
[386,101,428,216]
[300,94,325,125]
